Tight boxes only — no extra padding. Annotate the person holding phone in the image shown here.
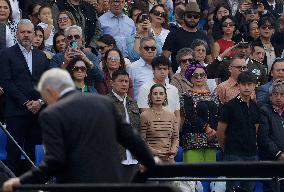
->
[127,12,163,62]
[140,84,179,164]
[50,25,103,85]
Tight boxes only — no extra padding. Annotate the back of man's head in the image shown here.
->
[38,68,75,93]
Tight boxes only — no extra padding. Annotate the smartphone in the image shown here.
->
[69,41,78,49]
[141,14,149,22]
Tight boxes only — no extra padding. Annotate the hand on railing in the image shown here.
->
[2,177,21,192]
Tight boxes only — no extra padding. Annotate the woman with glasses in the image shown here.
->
[96,34,131,68]
[212,15,236,59]
[66,56,97,93]
[180,63,219,164]
[211,3,232,41]
[149,4,169,46]
[256,16,281,73]
[57,11,76,35]
[140,83,179,163]
[127,12,162,62]
[95,48,134,97]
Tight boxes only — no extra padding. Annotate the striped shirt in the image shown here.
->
[140,109,179,161]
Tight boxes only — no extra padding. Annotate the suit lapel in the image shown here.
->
[14,44,32,77]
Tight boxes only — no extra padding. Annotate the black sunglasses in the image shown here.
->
[152,10,166,18]
[72,66,87,72]
[143,46,157,51]
[67,34,80,40]
[181,58,193,64]
[222,22,235,27]
[185,13,200,19]
[192,72,207,79]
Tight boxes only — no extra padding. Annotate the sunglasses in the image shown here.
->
[181,58,193,64]
[107,56,120,62]
[67,34,80,40]
[222,22,235,27]
[192,72,207,79]
[260,25,274,30]
[143,46,157,52]
[231,65,248,70]
[185,13,200,19]
[58,16,69,23]
[97,45,109,50]
[72,66,87,72]
[152,10,166,18]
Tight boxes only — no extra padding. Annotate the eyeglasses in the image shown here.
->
[192,72,207,79]
[107,56,120,62]
[180,58,193,64]
[67,34,80,40]
[260,25,274,30]
[58,16,69,23]
[97,45,109,50]
[222,22,235,27]
[231,65,248,71]
[72,66,87,72]
[152,10,166,18]
[143,46,157,52]
[185,13,200,19]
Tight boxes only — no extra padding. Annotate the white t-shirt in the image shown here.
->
[38,22,54,48]
[137,80,180,113]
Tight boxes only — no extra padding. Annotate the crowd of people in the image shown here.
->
[0,0,284,191]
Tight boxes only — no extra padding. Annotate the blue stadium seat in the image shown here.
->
[0,127,7,160]
[35,145,44,166]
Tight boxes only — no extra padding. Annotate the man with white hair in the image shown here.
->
[50,25,103,85]
[2,68,155,191]
[0,19,49,175]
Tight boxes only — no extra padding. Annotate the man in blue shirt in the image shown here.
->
[99,0,136,57]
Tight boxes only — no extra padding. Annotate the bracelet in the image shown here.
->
[134,34,142,39]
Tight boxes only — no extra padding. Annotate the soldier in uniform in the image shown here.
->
[247,42,268,89]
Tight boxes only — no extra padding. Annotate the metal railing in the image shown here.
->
[13,161,284,192]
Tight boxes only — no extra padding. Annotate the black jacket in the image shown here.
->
[19,91,155,184]
[0,44,49,117]
[258,104,284,160]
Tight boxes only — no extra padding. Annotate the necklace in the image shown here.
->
[151,109,163,121]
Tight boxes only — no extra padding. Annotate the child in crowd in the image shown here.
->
[37,5,54,51]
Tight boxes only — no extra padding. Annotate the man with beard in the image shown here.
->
[0,19,49,175]
[162,2,212,74]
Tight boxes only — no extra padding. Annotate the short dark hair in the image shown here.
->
[259,15,276,29]
[111,69,129,81]
[237,71,256,84]
[151,55,171,69]
[97,34,117,47]
[251,41,264,53]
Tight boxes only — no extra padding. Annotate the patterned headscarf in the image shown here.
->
[185,62,208,81]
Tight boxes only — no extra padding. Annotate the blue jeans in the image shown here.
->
[224,155,258,192]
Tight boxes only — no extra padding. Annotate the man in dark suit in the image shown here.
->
[2,68,155,191]
[0,19,49,176]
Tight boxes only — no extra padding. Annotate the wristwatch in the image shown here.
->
[38,99,45,106]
